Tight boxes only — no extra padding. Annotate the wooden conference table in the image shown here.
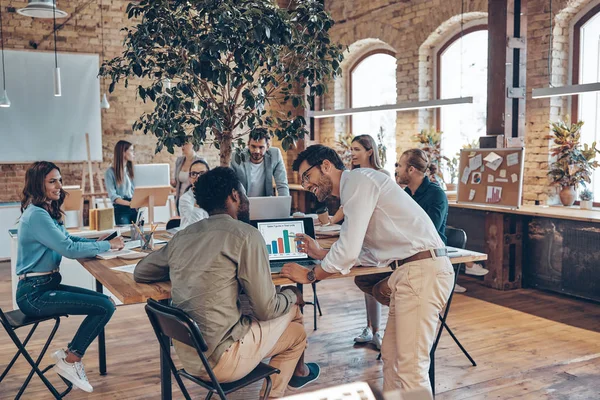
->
[77,234,486,400]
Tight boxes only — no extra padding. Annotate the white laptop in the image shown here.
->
[249,196,292,220]
[251,217,316,273]
[133,164,171,186]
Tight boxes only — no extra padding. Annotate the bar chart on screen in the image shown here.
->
[257,220,306,260]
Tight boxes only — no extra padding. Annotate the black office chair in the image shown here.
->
[166,218,181,230]
[429,227,477,395]
[0,307,73,399]
[145,298,280,400]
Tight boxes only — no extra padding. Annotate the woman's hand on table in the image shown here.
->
[109,237,125,250]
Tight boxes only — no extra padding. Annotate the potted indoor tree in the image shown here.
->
[547,119,600,206]
[100,0,343,166]
[579,188,594,210]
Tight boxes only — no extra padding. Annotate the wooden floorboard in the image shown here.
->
[1,263,599,399]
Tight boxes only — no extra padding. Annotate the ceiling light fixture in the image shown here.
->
[0,0,10,107]
[308,97,474,119]
[17,0,67,19]
[100,0,109,109]
[52,2,61,97]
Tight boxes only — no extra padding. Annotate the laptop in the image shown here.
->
[251,217,316,273]
[249,196,292,220]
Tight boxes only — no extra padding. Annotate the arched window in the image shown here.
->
[350,51,397,175]
[573,4,600,200]
[437,27,488,162]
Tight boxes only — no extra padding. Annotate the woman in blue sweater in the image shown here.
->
[16,161,124,393]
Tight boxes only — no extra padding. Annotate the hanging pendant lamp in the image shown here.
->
[52,2,61,97]
[0,0,9,107]
[99,0,109,108]
[17,1,67,19]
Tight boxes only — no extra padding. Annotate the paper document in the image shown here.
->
[315,224,341,233]
[96,249,140,260]
[499,169,507,178]
[469,154,482,171]
[506,152,519,167]
[111,264,138,274]
[460,166,471,184]
[511,173,518,183]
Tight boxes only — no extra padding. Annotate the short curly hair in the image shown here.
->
[248,128,271,143]
[292,144,346,172]
[194,167,243,213]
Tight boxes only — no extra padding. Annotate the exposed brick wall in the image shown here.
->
[322,0,599,205]
[0,1,299,202]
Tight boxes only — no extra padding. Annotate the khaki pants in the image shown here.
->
[177,306,306,398]
[381,254,454,395]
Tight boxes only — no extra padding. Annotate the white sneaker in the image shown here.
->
[54,358,93,393]
[354,327,373,343]
[371,332,383,350]
[454,284,467,293]
[465,263,489,276]
[50,349,67,364]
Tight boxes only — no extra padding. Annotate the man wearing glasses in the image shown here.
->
[231,129,290,197]
[280,144,454,396]
[178,159,210,228]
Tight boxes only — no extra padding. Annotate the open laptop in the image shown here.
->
[249,196,292,220]
[251,217,316,273]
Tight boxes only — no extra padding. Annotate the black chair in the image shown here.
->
[145,298,280,400]
[0,307,73,399]
[429,227,477,395]
[166,218,181,230]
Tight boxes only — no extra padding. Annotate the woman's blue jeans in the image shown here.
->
[16,272,116,358]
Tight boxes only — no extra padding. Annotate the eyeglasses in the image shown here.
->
[189,171,206,178]
[301,163,322,188]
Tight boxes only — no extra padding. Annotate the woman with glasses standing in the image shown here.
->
[178,159,210,228]
[172,141,204,212]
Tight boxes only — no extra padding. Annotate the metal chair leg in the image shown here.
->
[205,391,214,400]
[262,376,273,400]
[442,321,477,366]
[0,322,40,382]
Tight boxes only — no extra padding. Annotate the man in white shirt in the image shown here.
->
[281,145,454,395]
[231,129,290,197]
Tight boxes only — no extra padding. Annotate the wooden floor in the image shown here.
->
[1,261,599,399]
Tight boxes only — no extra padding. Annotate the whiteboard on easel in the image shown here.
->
[0,50,102,163]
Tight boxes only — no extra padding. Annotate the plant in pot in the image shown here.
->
[376,126,388,168]
[443,156,459,191]
[547,118,600,206]
[335,133,354,168]
[412,128,445,187]
[100,0,343,166]
[579,188,594,210]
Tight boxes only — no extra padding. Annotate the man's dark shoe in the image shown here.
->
[288,362,321,389]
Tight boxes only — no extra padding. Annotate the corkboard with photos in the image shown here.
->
[457,148,525,208]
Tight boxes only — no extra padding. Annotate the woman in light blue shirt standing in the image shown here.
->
[105,140,137,225]
[16,161,124,393]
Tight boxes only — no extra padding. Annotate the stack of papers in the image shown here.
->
[96,249,140,260]
[110,263,138,274]
[315,224,341,237]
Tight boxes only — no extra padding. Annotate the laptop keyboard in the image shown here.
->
[270,260,315,273]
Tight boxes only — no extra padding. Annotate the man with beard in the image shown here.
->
[280,145,454,396]
[231,129,290,197]
[134,167,320,398]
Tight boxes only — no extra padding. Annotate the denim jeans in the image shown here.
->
[16,272,116,358]
[113,198,138,226]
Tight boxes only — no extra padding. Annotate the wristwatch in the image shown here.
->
[307,268,316,283]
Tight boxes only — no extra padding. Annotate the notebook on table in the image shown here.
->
[251,217,316,274]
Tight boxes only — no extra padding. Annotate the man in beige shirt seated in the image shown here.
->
[134,167,320,398]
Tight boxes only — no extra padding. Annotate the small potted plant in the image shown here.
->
[580,188,594,210]
[443,156,459,191]
[413,128,445,185]
[547,118,600,206]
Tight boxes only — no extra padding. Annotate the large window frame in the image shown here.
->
[348,49,397,175]
[435,24,488,132]
[571,3,600,206]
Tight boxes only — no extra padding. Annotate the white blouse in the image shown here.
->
[178,190,209,229]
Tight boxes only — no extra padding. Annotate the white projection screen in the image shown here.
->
[0,50,102,163]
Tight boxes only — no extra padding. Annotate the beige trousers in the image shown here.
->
[381,253,454,395]
[184,305,306,398]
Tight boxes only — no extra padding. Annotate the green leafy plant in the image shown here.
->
[376,126,388,167]
[100,0,343,166]
[412,128,444,182]
[443,156,459,184]
[580,188,593,201]
[547,118,600,188]
[335,133,354,168]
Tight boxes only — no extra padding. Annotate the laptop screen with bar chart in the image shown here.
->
[254,218,315,262]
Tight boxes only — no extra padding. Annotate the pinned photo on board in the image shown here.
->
[471,172,482,184]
